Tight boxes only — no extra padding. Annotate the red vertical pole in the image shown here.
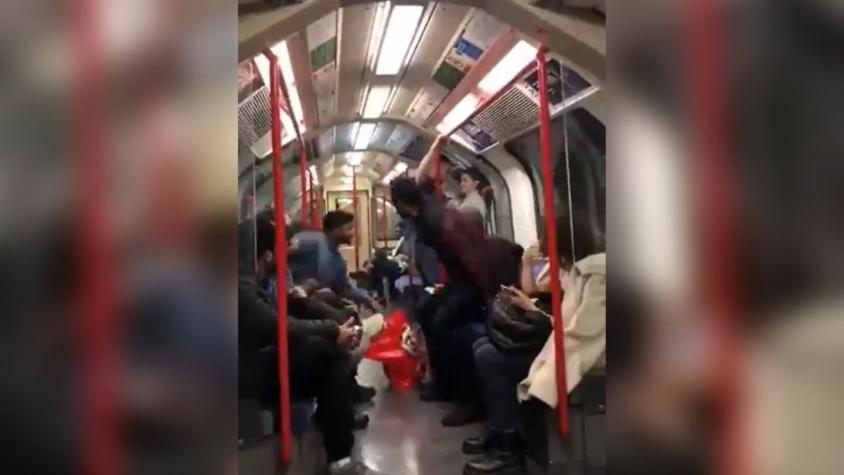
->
[687,1,742,474]
[265,49,293,465]
[536,46,570,437]
[352,167,360,270]
[74,0,120,472]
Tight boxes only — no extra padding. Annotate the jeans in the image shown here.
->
[473,337,536,431]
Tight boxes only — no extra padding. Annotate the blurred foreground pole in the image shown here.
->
[686,1,743,474]
[265,49,293,466]
[73,0,121,473]
[537,46,570,438]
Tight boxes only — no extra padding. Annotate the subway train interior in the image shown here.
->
[237,1,606,474]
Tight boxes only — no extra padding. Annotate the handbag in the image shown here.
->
[487,290,552,355]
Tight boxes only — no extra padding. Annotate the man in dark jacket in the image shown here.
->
[239,218,384,474]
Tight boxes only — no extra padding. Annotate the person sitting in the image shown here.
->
[288,210,382,314]
[463,210,606,475]
[238,218,384,474]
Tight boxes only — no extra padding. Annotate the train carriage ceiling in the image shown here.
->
[237,0,605,206]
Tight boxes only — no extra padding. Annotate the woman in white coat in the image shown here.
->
[463,210,605,475]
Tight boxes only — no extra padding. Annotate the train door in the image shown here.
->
[326,189,370,272]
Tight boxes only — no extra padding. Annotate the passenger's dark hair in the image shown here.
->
[389,177,423,208]
[323,210,354,233]
[555,208,599,268]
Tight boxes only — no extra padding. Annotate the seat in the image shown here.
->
[520,370,606,474]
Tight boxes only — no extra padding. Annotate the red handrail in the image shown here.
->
[75,0,120,472]
[536,46,570,437]
[264,49,293,465]
[442,59,538,139]
[275,65,309,227]
[686,1,742,474]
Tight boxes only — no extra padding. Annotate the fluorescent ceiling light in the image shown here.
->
[354,123,377,150]
[366,2,391,70]
[395,162,408,173]
[348,153,363,167]
[308,165,319,185]
[271,41,307,133]
[478,40,538,96]
[363,85,391,118]
[437,94,480,134]
[375,5,424,75]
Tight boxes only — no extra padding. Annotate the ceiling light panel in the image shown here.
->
[478,40,537,96]
[271,41,307,132]
[363,85,391,118]
[354,123,377,150]
[437,93,480,134]
[376,5,424,75]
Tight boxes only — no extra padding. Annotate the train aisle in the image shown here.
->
[238,358,480,475]
[353,359,479,475]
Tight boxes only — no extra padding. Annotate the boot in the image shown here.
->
[462,430,497,455]
[354,384,377,404]
[463,431,523,475]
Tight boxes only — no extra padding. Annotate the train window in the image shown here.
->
[505,106,606,248]
[372,195,401,246]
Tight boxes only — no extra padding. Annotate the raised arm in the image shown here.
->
[416,135,449,184]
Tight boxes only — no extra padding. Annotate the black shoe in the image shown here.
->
[419,384,449,402]
[462,453,522,475]
[354,384,377,404]
[462,432,495,455]
[463,431,523,474]
[441,405,483,427]
[353,413,369,431]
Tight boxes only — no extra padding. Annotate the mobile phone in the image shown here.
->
[531,258,549,281]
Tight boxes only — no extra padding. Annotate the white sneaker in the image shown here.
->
[329,458,388,475]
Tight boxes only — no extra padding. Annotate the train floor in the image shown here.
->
[238,358,481,475]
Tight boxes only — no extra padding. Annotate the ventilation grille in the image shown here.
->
[238,87,271,149]
[472,87,538,142]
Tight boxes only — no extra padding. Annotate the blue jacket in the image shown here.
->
[287,230,370,304]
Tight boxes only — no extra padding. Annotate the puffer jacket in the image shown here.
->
[517,253,606,407]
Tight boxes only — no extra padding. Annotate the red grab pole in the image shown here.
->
[264,49,293,465]
[352,166,360,270]
[536,46,570,437]
[275,67,309,228]
[74,0,120,472]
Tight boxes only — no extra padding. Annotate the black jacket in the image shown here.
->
[238,273,339,351]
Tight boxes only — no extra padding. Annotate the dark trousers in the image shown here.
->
[473,337,535,431]
[262,336,355,462]
[416,287,486,404]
